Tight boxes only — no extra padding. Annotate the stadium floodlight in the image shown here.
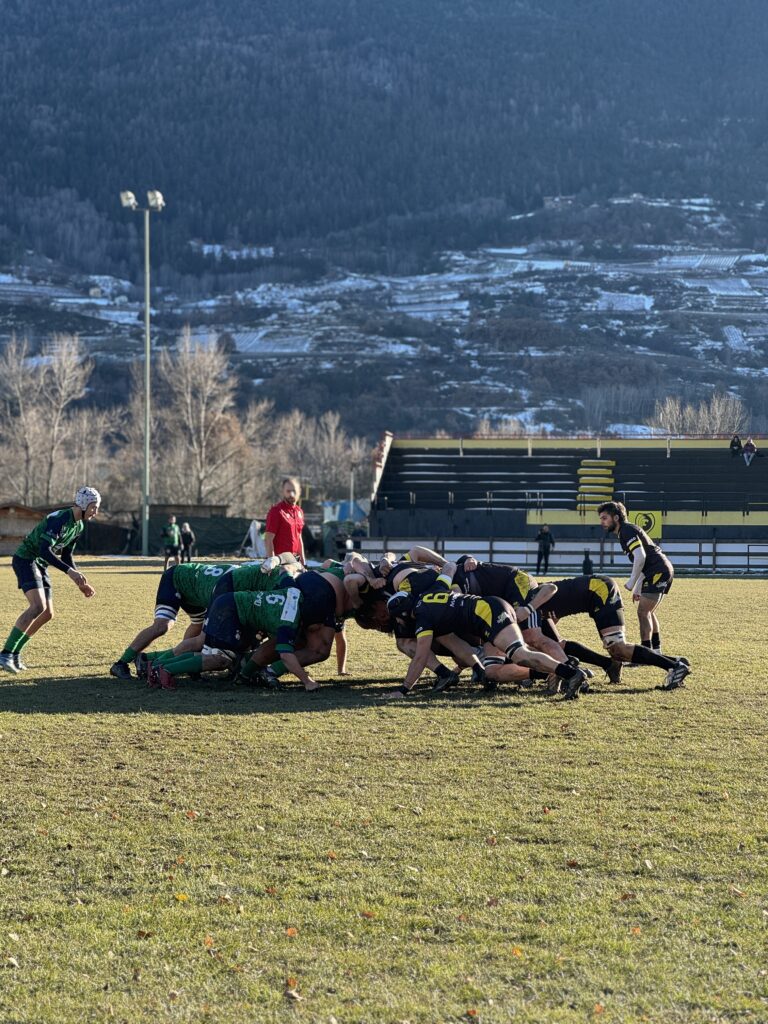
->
[119,188,166,556]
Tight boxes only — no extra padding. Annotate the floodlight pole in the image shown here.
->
[142,207,151,557]
[120,190,164,557]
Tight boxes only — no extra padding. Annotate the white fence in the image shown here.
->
[355,538,768,575]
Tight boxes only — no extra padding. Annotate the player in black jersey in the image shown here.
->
[452,557,571,667]
[382,570,589,700]
[598,501,677,660]
[539,574,691,689]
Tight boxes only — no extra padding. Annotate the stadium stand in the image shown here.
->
[371,437,768,542]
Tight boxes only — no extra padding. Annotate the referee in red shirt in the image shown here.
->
[264,477,306,563]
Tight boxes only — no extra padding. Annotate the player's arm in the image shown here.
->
[407,545,446,567]
[298,529,306,565]
[343,573,368,608]
[279,650,317,689]
[435,562,457,587]
[625,543,646,592]
[515,582,557,622]
[401,632,435,690]
[39,534,86,586]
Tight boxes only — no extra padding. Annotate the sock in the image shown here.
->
[631,645,676,670]
[160,653,203,676]
[563,641,612,672]
[119,646,138,664]
[15,631,32,653]
[3,627,28,655]
[554,661,579,679]
[434,663,452,680]
[641,639,652,649]
[270,659,288,677]
[149,649,176,664]
[239,659,259,679]
[651,631,661,651]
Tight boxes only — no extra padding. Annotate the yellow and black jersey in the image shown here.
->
[544,575,624,630]
[454,560,537,609]
[387,563,441,600]
[617,523,672,580]
[411,583,514,645]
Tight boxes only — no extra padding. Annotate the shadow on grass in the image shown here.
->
[0,669,661,716]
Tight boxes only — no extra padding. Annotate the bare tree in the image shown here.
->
[0,335,45,504]
[40,335,93,503]
[0,334,92,505]
[648,392,748,435]
[156,329,242,505]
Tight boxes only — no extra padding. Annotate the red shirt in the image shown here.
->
[265,500,304,556]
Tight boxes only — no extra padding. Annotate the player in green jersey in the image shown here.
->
[152,586,318,691]
[109,560,236,679]
[139,559,305,682]
[0,487,101,674]
[162,515,182,570]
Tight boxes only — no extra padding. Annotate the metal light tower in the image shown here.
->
[119,189,166,556]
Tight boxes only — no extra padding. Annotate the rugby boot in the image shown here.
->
[662,657,690,691]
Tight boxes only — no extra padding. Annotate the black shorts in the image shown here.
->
[203,593,248,653]
[641,568,674,597]
[164,545,180,557]
[12,555,52,596]
[590,577,625,631]
[154,566,206,623]
[477,596,517,647]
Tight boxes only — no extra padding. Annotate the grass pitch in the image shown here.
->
[0,559,766,1024]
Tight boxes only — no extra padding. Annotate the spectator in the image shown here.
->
[536,524,556,574]
[265,477,306,562]
[730,433,743,458]
[743,437,761,466]
[161,515,181,570]
[180,522,196,562]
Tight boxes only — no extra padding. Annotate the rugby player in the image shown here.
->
[138,557,304,679]
[155,586,320,691]
[597,501,675,655]
[0,487,101,674]
[383,572,589,700]
[109,560,236,679]
[239,561,358,687]
[539,574,691,689]
[452,556,575,670]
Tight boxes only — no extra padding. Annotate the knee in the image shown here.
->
[40,606,54,623]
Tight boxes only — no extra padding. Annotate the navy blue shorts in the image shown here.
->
[154,566,206,623]
[203,593,248,653]
[210,572,235,602]
[12,555,52,596]
[294,572,337,628]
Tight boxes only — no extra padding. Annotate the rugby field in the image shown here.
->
[0,559,766,1024]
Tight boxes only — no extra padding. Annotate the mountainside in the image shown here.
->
[3,0,768,277]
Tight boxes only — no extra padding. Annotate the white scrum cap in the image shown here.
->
[74,486,102,510]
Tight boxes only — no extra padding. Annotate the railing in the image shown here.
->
[358,537,768,574]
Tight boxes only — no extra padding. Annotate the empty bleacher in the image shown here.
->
[371,438,768,541]
[374,445,583,511]
[613,448,768,513]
